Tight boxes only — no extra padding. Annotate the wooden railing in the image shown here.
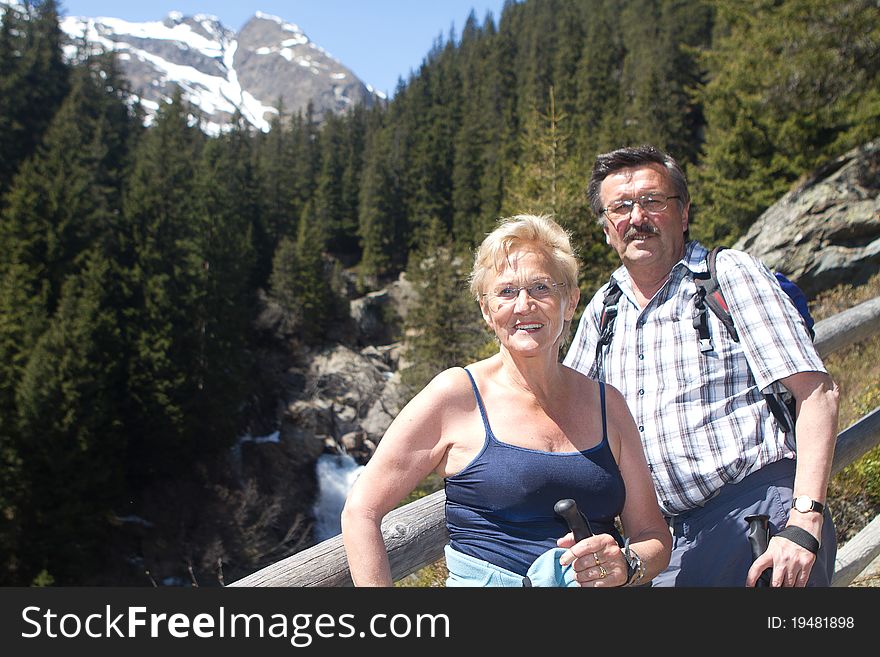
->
[230,296,880,588]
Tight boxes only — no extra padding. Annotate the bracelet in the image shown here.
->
[775,526,820,555]
[622,538,645,586]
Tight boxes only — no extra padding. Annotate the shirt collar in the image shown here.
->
[680,240,709,275]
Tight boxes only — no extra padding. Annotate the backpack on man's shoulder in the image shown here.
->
[693,246,815,349]
[595,245,816,434]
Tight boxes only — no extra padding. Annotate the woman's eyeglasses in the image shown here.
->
[483,279,566,310]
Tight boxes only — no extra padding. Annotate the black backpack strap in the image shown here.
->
[693,246,739,349]
[593,279,623,379]
[696,246,795,434]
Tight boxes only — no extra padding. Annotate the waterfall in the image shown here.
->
[312,453,364,541]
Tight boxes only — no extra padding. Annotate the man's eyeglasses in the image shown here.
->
[601,194,681,220]
[483,279,566,310]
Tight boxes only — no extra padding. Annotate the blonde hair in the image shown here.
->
[469,214,579,301]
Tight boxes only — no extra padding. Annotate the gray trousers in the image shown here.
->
[652,458,837,587]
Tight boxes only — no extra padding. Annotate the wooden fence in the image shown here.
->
[230,296,880,588]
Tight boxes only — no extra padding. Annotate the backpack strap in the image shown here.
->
[593,279,623,379]
[694,246,796,434]
[692,246,739,353]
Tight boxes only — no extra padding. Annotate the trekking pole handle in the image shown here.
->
[554,499,594,543]
[745,514,772,587]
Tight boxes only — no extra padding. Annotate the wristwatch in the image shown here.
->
[792,495,824,514]
[622,538,645,586]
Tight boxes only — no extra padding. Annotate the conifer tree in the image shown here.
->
[338,104,367,262]
[14,253,128,584]
[269,202,349,345]
[0,53,134,582]
[401,218,489,395]
[358,109,406,282]
[313,112,348,255]
[451,12,493,246]
[190,116,259,442]
[403,44,459,247]
[692,0,880,244]
[0,0,69,198]
[122,89,211,478]
[504,87,573,218]
[571,0,625,159]
[288,104,320,228]
[253,103,300,285]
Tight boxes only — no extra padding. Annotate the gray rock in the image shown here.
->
[733,139,880,297]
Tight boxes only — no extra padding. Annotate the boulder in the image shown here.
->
[733,139,880,297]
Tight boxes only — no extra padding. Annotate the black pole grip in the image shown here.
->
[554,498,594,542]
[745,514,772,587]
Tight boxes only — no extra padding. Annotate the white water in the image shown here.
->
[312,453,364,541]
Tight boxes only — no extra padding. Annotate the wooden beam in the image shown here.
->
[831,406,880,478]
[814,296,880,358]
[229,489,447,587]
[832,514,880,587]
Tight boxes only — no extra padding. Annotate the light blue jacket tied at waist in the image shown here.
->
[445,545,579,587]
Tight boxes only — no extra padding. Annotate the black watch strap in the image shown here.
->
[792,495,824,514]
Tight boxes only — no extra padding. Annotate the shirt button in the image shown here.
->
[648,463,653,471]
[638,353,644,360]
[638,389,644,395]
[638,425,644,432]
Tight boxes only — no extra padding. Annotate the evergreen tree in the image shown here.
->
[14,254,128,584]
[571,0,625,159]
[0,0,70,199]
[313,112,349,255]
[504,87,574,218]
[253,103,299,285]
[269,201,349,346]
[0,53,134,583]
[289,104,320,228]
[122,89,210,481]
[403,43,460,246]
[451,12,494,246]
[338,104,368,263]
[0,55,134,315]
[693,0,880,244]
[190,116,260,443]
[401,218,489,395]
[358,108,407,282]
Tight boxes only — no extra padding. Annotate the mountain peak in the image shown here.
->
[50,7,381,134]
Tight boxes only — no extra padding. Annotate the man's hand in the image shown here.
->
[745,514,822,587]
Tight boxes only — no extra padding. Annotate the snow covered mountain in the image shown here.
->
[57,10,383,134]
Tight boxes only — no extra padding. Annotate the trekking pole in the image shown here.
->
[745,514,772,587]
[554,499,594,542]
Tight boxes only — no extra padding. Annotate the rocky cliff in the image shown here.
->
[733,139,880,297]
[59,11,382,134]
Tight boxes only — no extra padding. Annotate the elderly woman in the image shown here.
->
[342,214,671,587]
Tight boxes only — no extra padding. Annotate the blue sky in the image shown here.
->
[59,1,509,98]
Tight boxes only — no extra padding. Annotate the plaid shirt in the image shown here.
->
[563,241,826,515]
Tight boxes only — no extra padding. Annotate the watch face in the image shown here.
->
[794,495,819,513]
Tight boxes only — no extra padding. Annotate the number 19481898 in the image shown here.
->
[768,616,854,629]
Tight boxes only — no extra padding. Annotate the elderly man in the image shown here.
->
[564,145,839,587]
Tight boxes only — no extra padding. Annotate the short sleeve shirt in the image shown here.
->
[563,241,826,515]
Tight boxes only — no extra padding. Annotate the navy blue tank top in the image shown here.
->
[445,369,626,575]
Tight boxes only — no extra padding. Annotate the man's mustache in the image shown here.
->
[623,224,659,241]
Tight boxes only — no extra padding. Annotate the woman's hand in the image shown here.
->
[557,532,629,587]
